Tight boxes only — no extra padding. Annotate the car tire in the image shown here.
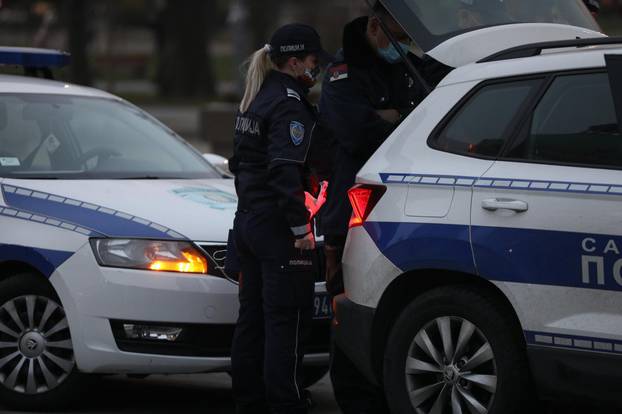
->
[303,365,328,387]
[0,272,87,411]
[383,285,532,414]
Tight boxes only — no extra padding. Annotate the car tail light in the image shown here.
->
[348,184,386,228]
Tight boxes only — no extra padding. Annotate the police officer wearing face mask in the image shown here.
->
[229,23,332,414]
[319,2,451,413]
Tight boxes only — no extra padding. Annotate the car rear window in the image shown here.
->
[381,0,599,52]
[432,79,540,157]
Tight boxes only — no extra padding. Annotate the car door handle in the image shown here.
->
[481,198,528,212]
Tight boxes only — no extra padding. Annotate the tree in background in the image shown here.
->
[154,0,226,99]
[61,0,94,85]
[248,0,280,48]
[227,0,282,95]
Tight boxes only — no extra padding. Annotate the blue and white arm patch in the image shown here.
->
[289,121,305,146]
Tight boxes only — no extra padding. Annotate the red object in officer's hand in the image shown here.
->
[305,181,329,219]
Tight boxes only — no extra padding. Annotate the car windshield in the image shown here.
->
[0,94,221,179]
[382,0,600,51]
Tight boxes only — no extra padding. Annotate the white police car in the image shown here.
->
[0,47,330,410]
[334,1,622,412]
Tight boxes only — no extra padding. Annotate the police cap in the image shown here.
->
[269,23,333,64]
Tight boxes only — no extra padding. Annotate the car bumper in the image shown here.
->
[333,293,378,384]
[342,226,401,308]
[50,243,330,374]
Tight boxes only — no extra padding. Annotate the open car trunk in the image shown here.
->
[380,0,605,67]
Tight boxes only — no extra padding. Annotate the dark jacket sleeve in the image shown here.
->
[319,71,395,160]
[268,164,310,237]
[267,99,313,238]
[306,121,335,182]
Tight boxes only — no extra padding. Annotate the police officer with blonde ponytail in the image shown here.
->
[229,24,332,414]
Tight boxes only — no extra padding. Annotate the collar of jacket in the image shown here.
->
[342,16,387,69]
[267,70,310,97]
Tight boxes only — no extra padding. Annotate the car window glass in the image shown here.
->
[0,94,219,179]
[0,100,41,160]
[434,80,537,157]
[69,107,184,172]
[382,0,598,52]
[507,73,621,168]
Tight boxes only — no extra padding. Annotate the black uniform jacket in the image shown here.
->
[230,70,331,238]
[319,16,436,240]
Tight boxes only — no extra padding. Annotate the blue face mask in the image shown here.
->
[378,42,411,64]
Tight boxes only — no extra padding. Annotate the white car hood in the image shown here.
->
[1,178,237,242]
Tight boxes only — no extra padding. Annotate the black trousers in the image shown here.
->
[231,209,315,414]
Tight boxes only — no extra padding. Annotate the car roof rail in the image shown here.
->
[0,46,71,79]
[478,36,622,63]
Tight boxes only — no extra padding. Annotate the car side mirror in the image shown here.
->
[203,153,233,178]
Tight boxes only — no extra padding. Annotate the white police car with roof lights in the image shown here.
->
[334,0,622,412]
[0,47,330,411]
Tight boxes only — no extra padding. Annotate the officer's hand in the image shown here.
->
[294,232,316,251]
[377,109,401,124]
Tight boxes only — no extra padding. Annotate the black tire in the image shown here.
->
[0,272,88,411]
[383,285,532,414]
[303,365,329,387]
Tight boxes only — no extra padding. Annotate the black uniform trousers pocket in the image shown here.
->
[231,209,314,414]
[224,229,241,276]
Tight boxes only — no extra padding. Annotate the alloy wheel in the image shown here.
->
[405,316,497,414]
[0,295,74,394]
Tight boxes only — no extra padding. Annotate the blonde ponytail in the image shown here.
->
[239,44,275,113]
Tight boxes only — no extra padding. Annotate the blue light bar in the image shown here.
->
[0,47,70,68]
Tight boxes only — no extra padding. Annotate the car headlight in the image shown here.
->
[90,239,208,274]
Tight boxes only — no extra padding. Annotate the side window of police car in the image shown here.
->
[432,80,540,157]
[507,72,622,168]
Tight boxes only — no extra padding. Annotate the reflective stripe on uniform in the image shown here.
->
[286,88,301,101]
[291,223,312,236]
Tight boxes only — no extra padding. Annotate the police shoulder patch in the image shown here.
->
[286,88,301,101]
[329,64,349,82]
[289,121,305,146]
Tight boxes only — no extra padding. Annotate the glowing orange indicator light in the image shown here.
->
[148,250,208,274]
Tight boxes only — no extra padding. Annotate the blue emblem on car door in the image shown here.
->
[290,121,305,146]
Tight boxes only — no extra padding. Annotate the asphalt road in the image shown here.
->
[0,373,618,414]
[0,373,340,414]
